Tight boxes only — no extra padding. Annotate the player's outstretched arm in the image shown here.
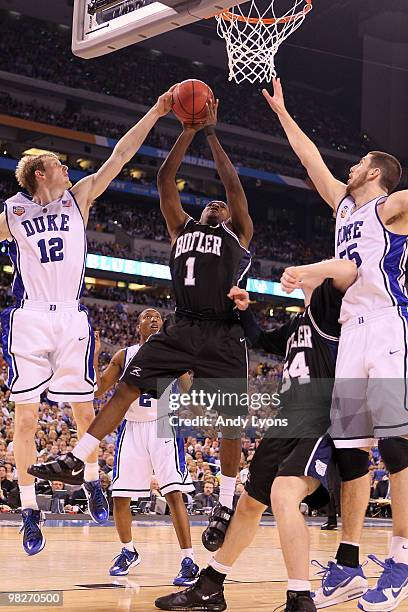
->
[71,87,175,216]
[228,286,287,355]
[281,259,357,294]
[94,344,125,399]
[204,100,253,249]
[157,128,196,244]
[263,78,346,210]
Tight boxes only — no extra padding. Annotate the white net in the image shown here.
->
[215,0,311,84]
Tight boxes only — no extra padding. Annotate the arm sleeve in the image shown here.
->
[309,278,343,338]
[238,308,289,356]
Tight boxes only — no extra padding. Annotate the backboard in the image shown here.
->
[72,0,244,59]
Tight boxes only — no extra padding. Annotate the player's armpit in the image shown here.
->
[0,211,12,242]
[95,348,125,398]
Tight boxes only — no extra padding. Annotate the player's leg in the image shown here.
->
[312,445,370,609]
[72,401,109,524]
[155,490,265,611]
[14,401,46,555]
[109,497,141,576]
[151,420,199,586]
[165,491,199,586]
[358,437,408,612]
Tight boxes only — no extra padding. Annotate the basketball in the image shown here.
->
[172,79,214,125]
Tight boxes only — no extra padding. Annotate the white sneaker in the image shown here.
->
[311,560,368,609]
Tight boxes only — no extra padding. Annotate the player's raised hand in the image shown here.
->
[280,266,302,293]
[262,78,286,115]
[156,84,178,116]
[94,330,101,356]
[205,98,219,128]
[228,286,249,310]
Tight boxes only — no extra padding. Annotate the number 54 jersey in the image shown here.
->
[4,190,86,303]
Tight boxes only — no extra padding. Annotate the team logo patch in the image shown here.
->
[62,200,72,208]
[13,206,25,216]
[315,460,327,477]
[129,366,141,377]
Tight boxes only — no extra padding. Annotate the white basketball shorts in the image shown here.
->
[330,306,408,448]
[111,418,194,499]
[1,301,95,403]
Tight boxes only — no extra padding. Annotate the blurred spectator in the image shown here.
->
[194,481,219,509]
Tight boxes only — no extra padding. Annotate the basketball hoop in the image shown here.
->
[215,0,312,84]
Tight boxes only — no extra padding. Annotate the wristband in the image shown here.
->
[204,125,216,137]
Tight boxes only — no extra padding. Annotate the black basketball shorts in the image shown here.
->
[121,315,248,416]
[245,435,333,509]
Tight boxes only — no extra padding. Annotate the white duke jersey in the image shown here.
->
[4,190,86,303]
[123,344,176,422]
[335,195,408,323]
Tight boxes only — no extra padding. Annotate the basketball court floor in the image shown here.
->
[0,517,399,611]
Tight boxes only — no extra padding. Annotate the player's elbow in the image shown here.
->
[157,164,173,185]
[334,260,358,292]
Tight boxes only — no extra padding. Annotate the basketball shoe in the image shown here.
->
[285,591,317,611]
[311,560,368,608]
[173,557,199,586]
[155,570,226,611]
[20,509,46,556]
[358,555,408,611]
[202,503,234,552]
[83,480,109,524]
[109,547,141,576]
[27,452,85,485]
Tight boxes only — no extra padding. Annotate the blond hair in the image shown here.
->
[15,153,59,195]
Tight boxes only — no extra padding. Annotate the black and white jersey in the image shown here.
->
[169,218,251,320]
[240,279,343,435]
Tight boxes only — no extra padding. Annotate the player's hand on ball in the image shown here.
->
[94,330,101,355]
[156,84,178,116]
[281,266,302,293]
[205,98,219,128]
[228,286,249,310]
[262,77,286,115]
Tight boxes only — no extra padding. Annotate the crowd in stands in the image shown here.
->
[0,13,371,158]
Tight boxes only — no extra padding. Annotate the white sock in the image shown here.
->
[219,474,236,509]
[73,433,100,462]
[390,536,408,564]
[84,462,99,482]
[287,579,311,592]
[208,557,232,576]
[19,484,38,510]
[123,541,135,552]
[181,548,194,562]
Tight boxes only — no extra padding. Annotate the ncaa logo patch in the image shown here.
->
[340,206,348,219]
[13,206,25,216]
[315,460,327,477]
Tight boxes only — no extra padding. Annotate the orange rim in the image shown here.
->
[217,0,312,25]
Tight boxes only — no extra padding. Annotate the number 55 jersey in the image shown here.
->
[1,190,94,403]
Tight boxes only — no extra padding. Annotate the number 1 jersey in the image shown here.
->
[169,217,252,319]
[4,190,86,304]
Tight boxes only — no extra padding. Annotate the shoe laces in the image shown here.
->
[311,559,339,587]
[20,512,41,540]
[88,482,106,509]
[179,558,195,577]
[368,555,394,590]
[112,548,135,568]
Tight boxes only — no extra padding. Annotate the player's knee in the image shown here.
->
[270,479,304,514]
[336,448,370,482]
[113,496,131,510]
[219,424,242,440]
[378,437,408,474]
[15,408,37,433]
[236,490,264,517]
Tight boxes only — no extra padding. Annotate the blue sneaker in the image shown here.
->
[20,509,46,556]
[311,560,368,608]
[173,557,200,586]
[109,547,141,576]
[82,480,109,524]
[358,555,408,611]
